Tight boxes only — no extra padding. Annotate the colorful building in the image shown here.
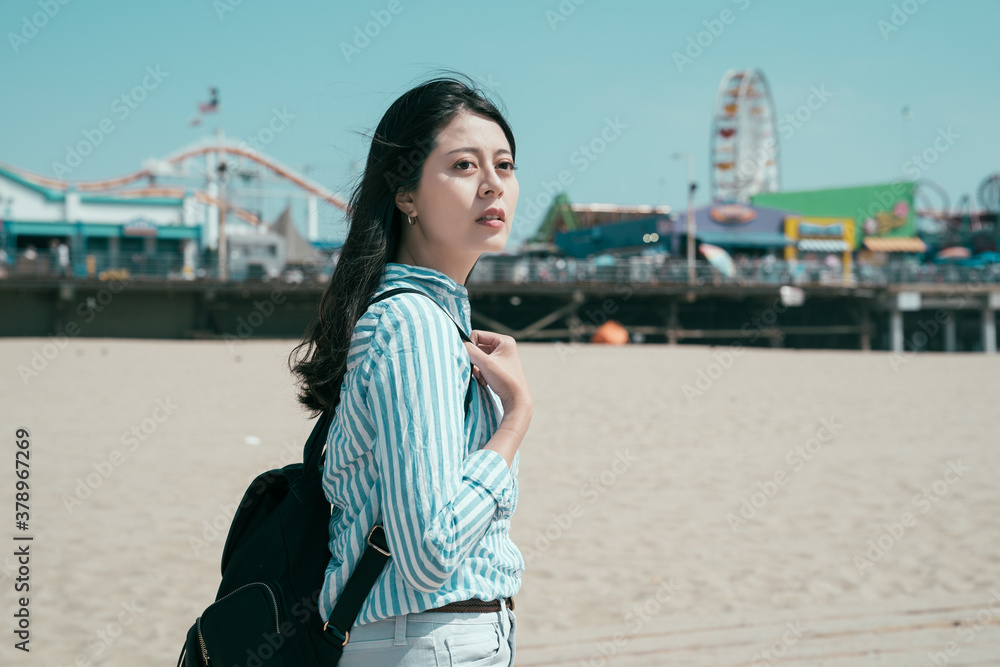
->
[783,215,857,278]
[752,181,926,260]
[679,203,794,254]
[0,164,201,278]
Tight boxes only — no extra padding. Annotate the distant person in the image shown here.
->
[23,245,38,275]
[0,248,8,278]
[57,242,70,277]
[287,73,527,665]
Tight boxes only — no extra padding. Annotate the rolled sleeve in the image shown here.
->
[365,297,504,593]
[462,449,515,520]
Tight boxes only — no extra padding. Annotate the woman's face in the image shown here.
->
[397,111,518,260]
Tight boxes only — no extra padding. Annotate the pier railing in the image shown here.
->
[2,249,998,286]
[468,256,1000,288]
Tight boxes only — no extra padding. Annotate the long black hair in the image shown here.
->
[288,72,516,417]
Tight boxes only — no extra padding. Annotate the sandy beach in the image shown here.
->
[1,337,998,666]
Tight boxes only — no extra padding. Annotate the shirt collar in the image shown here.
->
[377,262,471,333]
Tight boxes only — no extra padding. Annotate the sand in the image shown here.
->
[1,337,998,666]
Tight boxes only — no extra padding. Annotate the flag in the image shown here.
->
[199,87,219,114]
[189,87,218,127]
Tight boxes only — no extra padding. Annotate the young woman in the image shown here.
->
[289,74,531,666]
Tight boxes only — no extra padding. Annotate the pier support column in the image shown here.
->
[982,305,997,355]
[859,303,871,351]
[890,309,904,354]
[667,301,679,345]
[566,313,583,345]
[944,311,956,353]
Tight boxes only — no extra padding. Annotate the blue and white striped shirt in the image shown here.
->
[318,261,524,627]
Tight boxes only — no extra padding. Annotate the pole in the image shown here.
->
[673,153,697,286]
[687,165,696,286]
[216,128,228,281]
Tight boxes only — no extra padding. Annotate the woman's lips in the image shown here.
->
[476,217,504,228]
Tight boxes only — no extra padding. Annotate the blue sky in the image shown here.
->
[2,0,997,245]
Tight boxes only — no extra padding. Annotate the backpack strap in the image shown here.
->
[369,286,475,343]
[367,286,476,418]
[302,286,476,472]
[321,523,391,649]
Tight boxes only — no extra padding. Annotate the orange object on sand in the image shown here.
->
[590,320,630,344]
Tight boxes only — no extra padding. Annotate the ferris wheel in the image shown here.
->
[978,172,1000,214]
[709,69,780,203]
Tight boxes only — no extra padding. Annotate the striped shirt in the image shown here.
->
[318,261,524,627]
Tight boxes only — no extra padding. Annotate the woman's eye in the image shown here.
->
[499,161,516,171]
[456,160,474,170]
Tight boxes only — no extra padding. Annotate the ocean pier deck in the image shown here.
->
[4,258,998,354]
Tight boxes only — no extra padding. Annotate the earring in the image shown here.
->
[407,214,415,225]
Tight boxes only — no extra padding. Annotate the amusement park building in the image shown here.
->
[0,138,348,279]
[752,181,926,256]
[529,193,673,257]
[680,203,794,253]
[0,163,201,278]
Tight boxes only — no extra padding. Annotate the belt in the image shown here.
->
[429,597,514,613]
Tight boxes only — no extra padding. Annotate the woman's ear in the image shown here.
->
[395,190,415,218]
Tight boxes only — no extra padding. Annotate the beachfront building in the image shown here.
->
[752,181,927,266]
[783,216,857,282]
[754,181,999,353]
[0,163,202,279]
[528,193,673,258]
[0,137,347,280]
[677,202,794,257]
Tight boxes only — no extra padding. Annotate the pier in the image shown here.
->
[3,257,998,354]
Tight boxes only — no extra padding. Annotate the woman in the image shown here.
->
[288,74,531,666]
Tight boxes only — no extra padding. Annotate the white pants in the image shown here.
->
[338,598,516,666]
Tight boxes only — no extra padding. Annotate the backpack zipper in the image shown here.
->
[197,616,209,664]
[196,582,282,664]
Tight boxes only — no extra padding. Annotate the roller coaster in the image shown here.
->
[0,134,349,231]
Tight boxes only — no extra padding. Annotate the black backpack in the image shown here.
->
[177,287,475,667]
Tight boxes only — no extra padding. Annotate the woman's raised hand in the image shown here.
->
[463,329,533,418]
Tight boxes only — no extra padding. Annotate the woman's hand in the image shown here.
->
[463,329,533,417]
[464,329,532,466]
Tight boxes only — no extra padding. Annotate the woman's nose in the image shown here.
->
[480,167,504,197]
